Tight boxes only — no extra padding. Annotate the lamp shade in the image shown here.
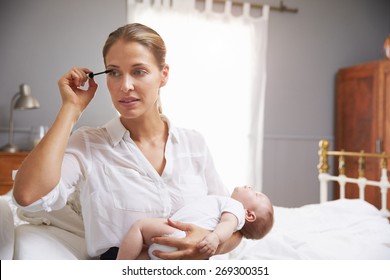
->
[0,83,40,152]
[14,84,40,110]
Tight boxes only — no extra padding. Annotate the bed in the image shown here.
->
[1,140,390,260]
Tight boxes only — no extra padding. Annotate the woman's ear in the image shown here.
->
[160,64,169,87]
[245,209,257,222]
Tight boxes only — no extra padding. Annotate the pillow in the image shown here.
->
[1,190,27,226]
[0,197,15,259]
[14,224,91,260]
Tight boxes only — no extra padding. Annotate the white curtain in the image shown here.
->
[127,0,269,192]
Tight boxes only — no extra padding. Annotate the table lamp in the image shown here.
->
[384,34,390,59]
[1,84,40,153]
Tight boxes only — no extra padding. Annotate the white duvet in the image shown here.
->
[1,193,390,260]
[213,199,390,260]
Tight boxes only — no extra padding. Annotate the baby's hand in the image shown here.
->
[197,232,220,257]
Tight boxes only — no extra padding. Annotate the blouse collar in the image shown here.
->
[103,115,180,147]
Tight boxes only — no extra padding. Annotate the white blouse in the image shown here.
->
[16,116,228,257]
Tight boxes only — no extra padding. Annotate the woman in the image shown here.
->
[13,23,241,259]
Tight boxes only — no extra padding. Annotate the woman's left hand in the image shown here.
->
[150,219,211,260]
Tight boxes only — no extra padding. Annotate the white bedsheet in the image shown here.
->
[1,192,390,260]
[213,199,390,260]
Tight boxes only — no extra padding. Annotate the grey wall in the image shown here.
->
[0,0,389,207]
[263,0,389,207]
[0,0,126,149]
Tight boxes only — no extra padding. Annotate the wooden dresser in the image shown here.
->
[335,59,390,210]
[0,152,29,195]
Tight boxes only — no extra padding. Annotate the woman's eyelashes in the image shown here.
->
[107,69,120,77]
[133,69,148,77]
[106,69,148,78]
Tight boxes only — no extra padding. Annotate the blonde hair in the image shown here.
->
[103,23,166,69]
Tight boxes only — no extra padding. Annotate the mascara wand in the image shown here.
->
[87,70,112,79]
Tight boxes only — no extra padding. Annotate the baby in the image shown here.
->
[117,186,274,260]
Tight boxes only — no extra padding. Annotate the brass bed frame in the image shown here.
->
[318,140,390,218]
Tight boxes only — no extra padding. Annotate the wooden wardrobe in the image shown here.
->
[335,59,390,210]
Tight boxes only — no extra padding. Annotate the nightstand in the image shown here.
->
[0,152,29,195]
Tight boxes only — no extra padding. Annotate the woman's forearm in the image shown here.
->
[13,67,97,206]
[13,104,80,206]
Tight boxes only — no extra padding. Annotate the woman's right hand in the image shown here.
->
[58,67,98,116]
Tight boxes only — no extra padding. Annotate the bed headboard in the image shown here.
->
[318,139,390,218]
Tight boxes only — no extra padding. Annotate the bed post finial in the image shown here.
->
[380,153,387,169]
[358,151,365,178]
[318,140,329,173]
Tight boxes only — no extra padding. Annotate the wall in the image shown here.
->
[0,0,389,207]
[0,0,126,149]
[262,0,389,206]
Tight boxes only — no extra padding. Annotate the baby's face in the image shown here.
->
[231,185,268,210]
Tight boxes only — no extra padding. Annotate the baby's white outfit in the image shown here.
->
[148,195,245,259]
